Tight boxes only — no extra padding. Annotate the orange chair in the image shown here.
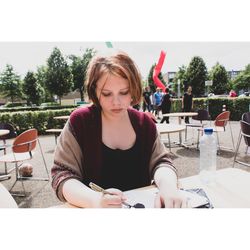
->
[0,129,49,196]
[213,111,235,152]
[197,111,235,152]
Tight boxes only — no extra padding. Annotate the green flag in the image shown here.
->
[105,42,113,48]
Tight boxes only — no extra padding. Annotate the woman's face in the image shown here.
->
[96,73,132,117]
[188,86,192,92]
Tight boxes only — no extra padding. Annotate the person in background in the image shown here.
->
[229,89,237,97]
[160,88,172,123]
[153,87,163,119]
[182,85,193,124]
[51,52,187,208]
[142,86,152,112]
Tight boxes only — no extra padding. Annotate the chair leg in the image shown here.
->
[229,121,235,151]
[233,134,242,167]
[38,138,50,181]
[9,162,26,197]
[216,131,221,155]
[168,133,171,152]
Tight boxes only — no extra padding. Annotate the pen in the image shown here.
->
[89,182,145,208]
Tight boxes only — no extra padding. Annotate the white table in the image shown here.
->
[179,167,250,208]
[51,168,250,208]
[162,112,198,147]
[156,124,185,152]
[0,129,10,137]
[0,183,18,208]
[0,129,11,180]
[162,112,198,125]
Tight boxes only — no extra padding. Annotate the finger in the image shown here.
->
[164,199,174,208]
[106,188,123,196]
[181,199,188,208]
[154,193,162,208]
[174,199,182,208]
[103,193,123,205]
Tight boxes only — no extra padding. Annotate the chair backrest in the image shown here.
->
[214,111,230,127]
[0,123,17,140]
[193,109,210,122]
[12,129,38,153]
[241,120,250,146]
[242,112,250,123]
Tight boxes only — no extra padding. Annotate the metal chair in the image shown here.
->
[242,112,250,123]
[233,120,250,167]
[0,128,50,196]
[0,123,17,179]
[242,112,250,154]
[184,109,210,143]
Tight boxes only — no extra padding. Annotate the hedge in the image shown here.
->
[171,97,250,120]
[0,108,75,135]
[0,97,249,135]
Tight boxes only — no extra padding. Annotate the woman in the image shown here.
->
[182,85,193,124]
[51,52,186,208]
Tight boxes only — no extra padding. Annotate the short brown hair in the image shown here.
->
[85,52,142,107]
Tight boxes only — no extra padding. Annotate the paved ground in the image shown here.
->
[1,117,249,208]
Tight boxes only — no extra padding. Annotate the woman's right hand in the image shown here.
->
[94,188,126,208]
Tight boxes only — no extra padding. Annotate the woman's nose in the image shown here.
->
[112,95,121,105]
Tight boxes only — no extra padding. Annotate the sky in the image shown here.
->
[0,42,250,80]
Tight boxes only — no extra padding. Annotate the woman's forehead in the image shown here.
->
[97,73,129,90]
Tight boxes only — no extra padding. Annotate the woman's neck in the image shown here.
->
[101,110,129,124]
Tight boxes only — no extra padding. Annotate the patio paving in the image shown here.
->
[0,117,249,208]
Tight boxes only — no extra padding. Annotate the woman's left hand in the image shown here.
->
[154,189,189,208]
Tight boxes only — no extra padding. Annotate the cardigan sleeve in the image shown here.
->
[51,121,84,202]
[148,132,177,180]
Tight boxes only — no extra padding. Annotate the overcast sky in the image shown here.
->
[0,42,250,79]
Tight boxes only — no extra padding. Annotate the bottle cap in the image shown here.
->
[204,128,213,134]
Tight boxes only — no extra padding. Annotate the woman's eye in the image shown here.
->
[120,91,129,95]
[102,92,111,97]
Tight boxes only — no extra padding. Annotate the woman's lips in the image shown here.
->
[111,108,123,113]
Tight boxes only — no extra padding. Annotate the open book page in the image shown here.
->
[123,187,210,208]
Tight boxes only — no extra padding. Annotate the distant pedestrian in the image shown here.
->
[153,87,163,119]
[182,85,193,124]
[160,88,172,123]
[142,86,152,112]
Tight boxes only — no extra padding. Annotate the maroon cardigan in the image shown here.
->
[69,105,157,187]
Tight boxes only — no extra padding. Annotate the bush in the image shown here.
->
[3,102,25,108]
[172,97,250,120]
[40,102,60,107]
[0,108,75,135]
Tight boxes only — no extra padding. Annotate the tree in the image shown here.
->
[69,48,95,101]
[185,56,208,97]
[36,65,51,102]
[22,71,44,105]
[233,64,250,91]
[0,64,22,103]
[45,47,73,104]
[208,63,229,94]
[147,63,166,92]
[173,65,187,94]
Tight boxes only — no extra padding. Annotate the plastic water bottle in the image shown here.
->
[199,128,217,185]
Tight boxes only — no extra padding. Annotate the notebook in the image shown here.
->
[123,187,213,208]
